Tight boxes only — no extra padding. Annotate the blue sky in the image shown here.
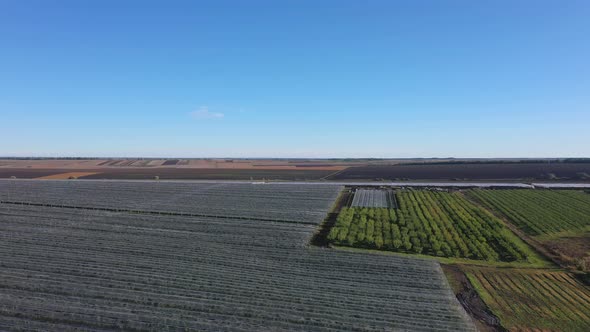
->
[1,0,589,158]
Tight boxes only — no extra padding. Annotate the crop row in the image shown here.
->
[466,268,590,331]
[468,189,590,236]
[328,190,530,262]
[0,181,475,332]
[0,181,342,224]
[351,190,395,208]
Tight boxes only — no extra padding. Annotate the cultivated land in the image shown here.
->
[0,158,357,170]
[328,190,538,263]
[323,186,590,331]
[465,268,590,331]
[0,158,353,181]
[2,158,590,182]
[350,189,397,208]
[3,178,590,331]
[468,189,590,236]
[328,163,590,182]
[468,189,590,272]
[0,168,337,181]
[0,180,475,331]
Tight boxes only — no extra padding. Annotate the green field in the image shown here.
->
[468,189,590,237]
[328,190,535,263]
[468,189,590,273]
[327,188,590,331]
[466,268,590,331]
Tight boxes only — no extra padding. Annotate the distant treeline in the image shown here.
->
[2,157,589,164]
[399,159,590,166]
[0,157,104,160]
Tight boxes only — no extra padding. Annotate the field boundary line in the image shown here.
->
[319,167,349,181]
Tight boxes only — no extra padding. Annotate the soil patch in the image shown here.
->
[35,172,101,180]
[162,159,180,166]
[0,169,70,179]
[545,233,590,273]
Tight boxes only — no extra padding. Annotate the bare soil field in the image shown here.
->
[3,159,589,182]
[545,233,590,272]
[328,163,590,181]
[0,159,108,169]
[0,158,349,180]
[0,168,335,180]
[36,172,101,180]
[0,159,349,171]
[81,168,336,180]
[0,169,76,179]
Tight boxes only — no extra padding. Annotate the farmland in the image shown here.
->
[0,158,354,181]
[0,181,339,224]
[0,158,356,170]
[4,180,590,331]
[328,163,590,181]
[465,268,590,331]
[328,190,535,263]
[3,158,590,182]
[350,189,397,208]
[468,189,590,236]
[327,187,590,330]
[407,188,590,331]
[0,180,475,331]
[0,167,336,181]
[467,189,590,272]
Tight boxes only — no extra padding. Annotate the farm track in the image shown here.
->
[0,181,476,331]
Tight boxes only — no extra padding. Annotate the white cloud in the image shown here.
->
[190,106,224,119]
